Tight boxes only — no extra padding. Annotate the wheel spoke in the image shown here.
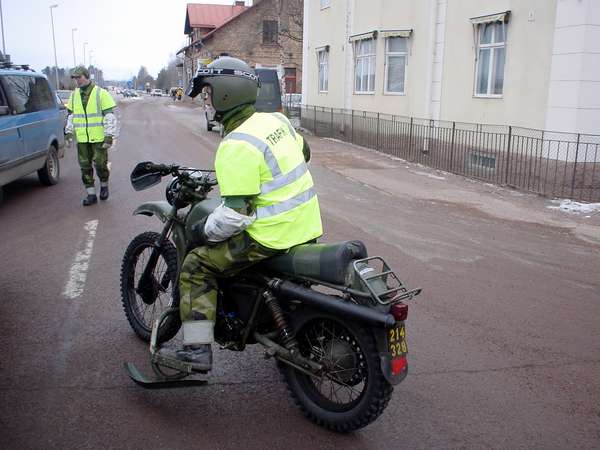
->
[298,318,369,408]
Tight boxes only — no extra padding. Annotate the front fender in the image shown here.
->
[133,201,172,223]
[133,201,188,262]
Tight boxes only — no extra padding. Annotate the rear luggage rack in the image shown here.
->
[352,257,422,305]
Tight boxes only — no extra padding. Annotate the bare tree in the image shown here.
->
[278,0,303,43]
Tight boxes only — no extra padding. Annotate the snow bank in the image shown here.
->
[547,199,600,214]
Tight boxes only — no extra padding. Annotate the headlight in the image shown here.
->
[165,177,190,209]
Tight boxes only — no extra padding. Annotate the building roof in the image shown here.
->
[184,3,248,35]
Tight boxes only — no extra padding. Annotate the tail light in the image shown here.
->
[391,356,407,375]
[390,302,408,322]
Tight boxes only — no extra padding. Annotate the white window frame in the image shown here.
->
[317,48,329,93]
[354,38,376,95]
[320,0,331,10]
[384,36,408,96]
[474,21,506,98]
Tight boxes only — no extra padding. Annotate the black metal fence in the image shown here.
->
[293,105,600,202]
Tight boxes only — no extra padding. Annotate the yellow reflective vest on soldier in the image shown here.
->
[68,86,116,143]
[215,112,323,249]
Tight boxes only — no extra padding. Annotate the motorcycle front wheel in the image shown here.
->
[120,231,181,343]
[279,310,393,432]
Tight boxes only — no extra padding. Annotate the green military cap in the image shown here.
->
[71,65,90,78]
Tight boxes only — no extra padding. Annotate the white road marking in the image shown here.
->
[63,220,99,299]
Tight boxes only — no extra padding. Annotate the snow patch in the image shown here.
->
[547,199,600,214]
[409,170,446,181]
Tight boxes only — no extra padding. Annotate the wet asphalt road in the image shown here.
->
[1,96,599,449]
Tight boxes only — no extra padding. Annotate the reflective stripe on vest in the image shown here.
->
[224,132,282,177]
[256,187,316,219]
[260,161,308,194]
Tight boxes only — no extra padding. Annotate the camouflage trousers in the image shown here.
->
[77,142,109,188]
[179,232,281,322]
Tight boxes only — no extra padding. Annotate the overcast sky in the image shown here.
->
[1,0,246,80]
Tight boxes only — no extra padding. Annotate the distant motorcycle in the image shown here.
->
[121,161,421,432]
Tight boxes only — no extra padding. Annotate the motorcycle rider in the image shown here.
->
[158,57,322,371]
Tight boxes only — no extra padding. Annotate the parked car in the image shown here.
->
[0,65,65,202]
[151,88,162,97]
[255,68,283,113]
[55,89,72,130]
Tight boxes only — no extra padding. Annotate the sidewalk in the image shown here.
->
[305,134,600,245]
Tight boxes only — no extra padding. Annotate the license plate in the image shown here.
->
[388,323,408,358]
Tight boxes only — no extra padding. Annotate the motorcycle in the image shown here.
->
[121,161,421,432]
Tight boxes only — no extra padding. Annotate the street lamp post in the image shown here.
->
[83,41,88,67]
[50,4,59,89]
[71,28,77,66]
[0,0,7,56]
[89,50,94,80]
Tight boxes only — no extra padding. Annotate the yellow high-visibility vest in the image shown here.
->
[68,85,116,143]
[215,112,322,249]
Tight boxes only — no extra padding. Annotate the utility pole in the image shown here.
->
[50,4,59,89]
[83,41,88,67]
[71,28,77,66]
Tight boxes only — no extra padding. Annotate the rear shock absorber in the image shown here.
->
[263,290,298,353]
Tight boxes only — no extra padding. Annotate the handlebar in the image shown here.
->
[146,161,218,186]
[145,162,177,176]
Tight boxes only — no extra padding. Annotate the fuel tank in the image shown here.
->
[184,196,221,242]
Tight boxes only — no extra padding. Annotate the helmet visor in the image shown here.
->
[186,67,260,98]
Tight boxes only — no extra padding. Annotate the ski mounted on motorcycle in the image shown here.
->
[121,161,422,432]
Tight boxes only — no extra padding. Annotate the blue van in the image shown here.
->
[0,63,65,202]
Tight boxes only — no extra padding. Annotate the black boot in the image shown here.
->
[83,194,97,206]
[100,185,109,201]
[158,344,213,372]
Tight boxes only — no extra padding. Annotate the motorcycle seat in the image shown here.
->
[261,240,367,286]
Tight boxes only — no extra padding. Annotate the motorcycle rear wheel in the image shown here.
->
[279,310,393,432]
[120,231,181,343]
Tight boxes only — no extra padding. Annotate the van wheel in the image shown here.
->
[38,145,60,186]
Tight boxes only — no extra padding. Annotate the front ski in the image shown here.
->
[124,362,208,389]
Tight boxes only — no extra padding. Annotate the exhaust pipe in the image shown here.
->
[269,279,396,329]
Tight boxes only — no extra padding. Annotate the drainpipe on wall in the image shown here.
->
[301,0,309,106]
[343,0,353,113]
[424,0,438,120]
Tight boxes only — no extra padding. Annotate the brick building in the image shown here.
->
[178,0,303,95]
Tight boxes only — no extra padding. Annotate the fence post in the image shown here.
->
[504,126,512,185]
[351,109,354,144]
[313,105,317,135]
[408,117,414,160]
[570,133,581,199]
[330,107,334,137]
[450,121,456,172]
[376,112,380,149]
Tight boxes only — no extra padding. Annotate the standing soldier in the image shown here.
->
[65,66,117,206]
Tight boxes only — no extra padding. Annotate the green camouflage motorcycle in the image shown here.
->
[121,161,421,433]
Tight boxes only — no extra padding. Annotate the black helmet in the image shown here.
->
[186,56,260,121]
